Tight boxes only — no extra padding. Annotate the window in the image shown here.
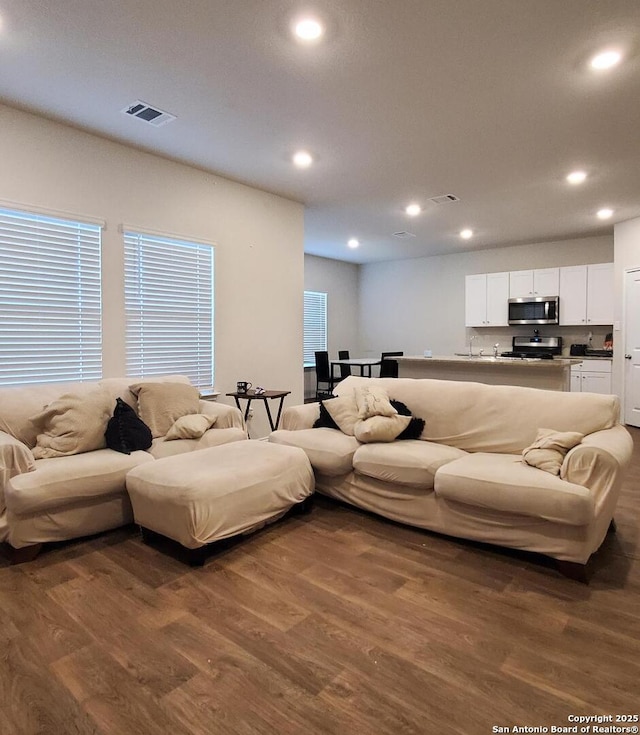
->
[124,231,214,387]
[0,207,102,385]
[303,290,327,366]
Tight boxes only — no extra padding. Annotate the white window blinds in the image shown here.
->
[124,231,214,387]
[303,290,327,365]
[0,207,102,386]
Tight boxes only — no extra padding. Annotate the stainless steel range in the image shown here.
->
[501,335,562,360]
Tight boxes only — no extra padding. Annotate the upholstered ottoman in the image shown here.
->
[125,440,314,563]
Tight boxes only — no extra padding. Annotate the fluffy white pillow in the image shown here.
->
[355,385,397,420]
[324,391,360,436]
[522,428,584,475]
[165,413,217,441]
[30,385,112,459]
[129,381,200,438]
[354,414,412,443]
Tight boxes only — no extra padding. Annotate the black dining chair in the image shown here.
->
[338,350,352,380]
[314,351,334,399]
[380,351,403,378]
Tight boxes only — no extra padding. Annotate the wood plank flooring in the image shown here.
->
[1,427,639,734]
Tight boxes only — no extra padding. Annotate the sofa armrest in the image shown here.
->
[0,431,36,513]
[561,424,633,512]
[281,403,321,431]
[198,400,246,431]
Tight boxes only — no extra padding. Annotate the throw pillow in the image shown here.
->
[323,391,360,436]
[165,413,217,441]
[313,398,340,430]
[522,428,584,475]
[354,414,412,443]
[355,385,397,419]
[129,381,200,438]
[390,399,426,441]
[30,385,112,459]
[105,398,153,454]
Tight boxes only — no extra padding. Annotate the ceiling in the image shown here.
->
[1,0,639,264]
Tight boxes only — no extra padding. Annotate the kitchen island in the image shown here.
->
[395,355,581,391]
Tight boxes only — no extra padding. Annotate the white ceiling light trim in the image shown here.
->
[597,208,613,220]
[405,203,421,217]
[347,238,359,249]
[293,150,313,168]
[590,50,622,70]
[460,229,473,239]
[293,18,324,41]
[566,170,587,185]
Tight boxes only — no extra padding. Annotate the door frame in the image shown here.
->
[622,266,640,426]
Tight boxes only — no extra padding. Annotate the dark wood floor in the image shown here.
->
[1,429,639,735]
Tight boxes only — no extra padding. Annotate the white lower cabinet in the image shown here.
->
[570,359,612,394]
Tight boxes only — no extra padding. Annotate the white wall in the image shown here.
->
[304,254,360,398]
[359,235,614,358]
[614,216,640,406]
[0,104,304,437]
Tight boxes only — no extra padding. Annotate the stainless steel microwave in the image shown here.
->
[508,296,559,325]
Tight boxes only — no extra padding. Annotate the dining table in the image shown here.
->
[330,357,381,382]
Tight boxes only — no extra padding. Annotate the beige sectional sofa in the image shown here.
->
[270,376,633,578]
[0,375,246,559]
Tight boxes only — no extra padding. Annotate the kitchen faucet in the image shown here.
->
[493,343,500,358]
[468,334,476,357]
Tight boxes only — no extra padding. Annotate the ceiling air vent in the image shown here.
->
[392,231,416,239]
[428,194,460,205]
[121,101,176,127]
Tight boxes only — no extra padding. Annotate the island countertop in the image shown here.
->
[394,355,580,390]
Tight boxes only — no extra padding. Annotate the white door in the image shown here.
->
[533,268,560,297]
[465,274,487,327]
[624,269,640,427]
[559,265,587,325]
[587,263,614,325]
[570,368,582,392]
[486,272,509,326]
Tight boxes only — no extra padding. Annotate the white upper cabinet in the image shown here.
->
[559,263,613,326]
[586,262,614,325]
[465,272,509,327]
[559,265,587,325]
[509,268,559,298]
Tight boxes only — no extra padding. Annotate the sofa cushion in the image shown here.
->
[323,393,359,436]
[334,376,620,454]
[434,453,594,526]
[148,427,246,459]
[269,428,359,476]
[5,449,154,516]
[129,381,200,438]
[30,385,113,459]
[354,440,468,489]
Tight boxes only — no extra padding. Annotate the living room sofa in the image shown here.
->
[269,376,633,578]
[0,375,246,560]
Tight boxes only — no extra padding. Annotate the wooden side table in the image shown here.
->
[226,390,291,433]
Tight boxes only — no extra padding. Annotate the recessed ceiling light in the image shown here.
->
[460,229,473,239]
[294,18,324,41]
[566,170,587,185]
[590,50,622,70]
[347,238,360,249]
[292,150,313,168]
[405,203,421,217]
[597,208,614,220]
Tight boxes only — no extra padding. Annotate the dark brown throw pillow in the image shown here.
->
[313,397,340,430]
[390,400,425,441]
[105,398,153,454]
